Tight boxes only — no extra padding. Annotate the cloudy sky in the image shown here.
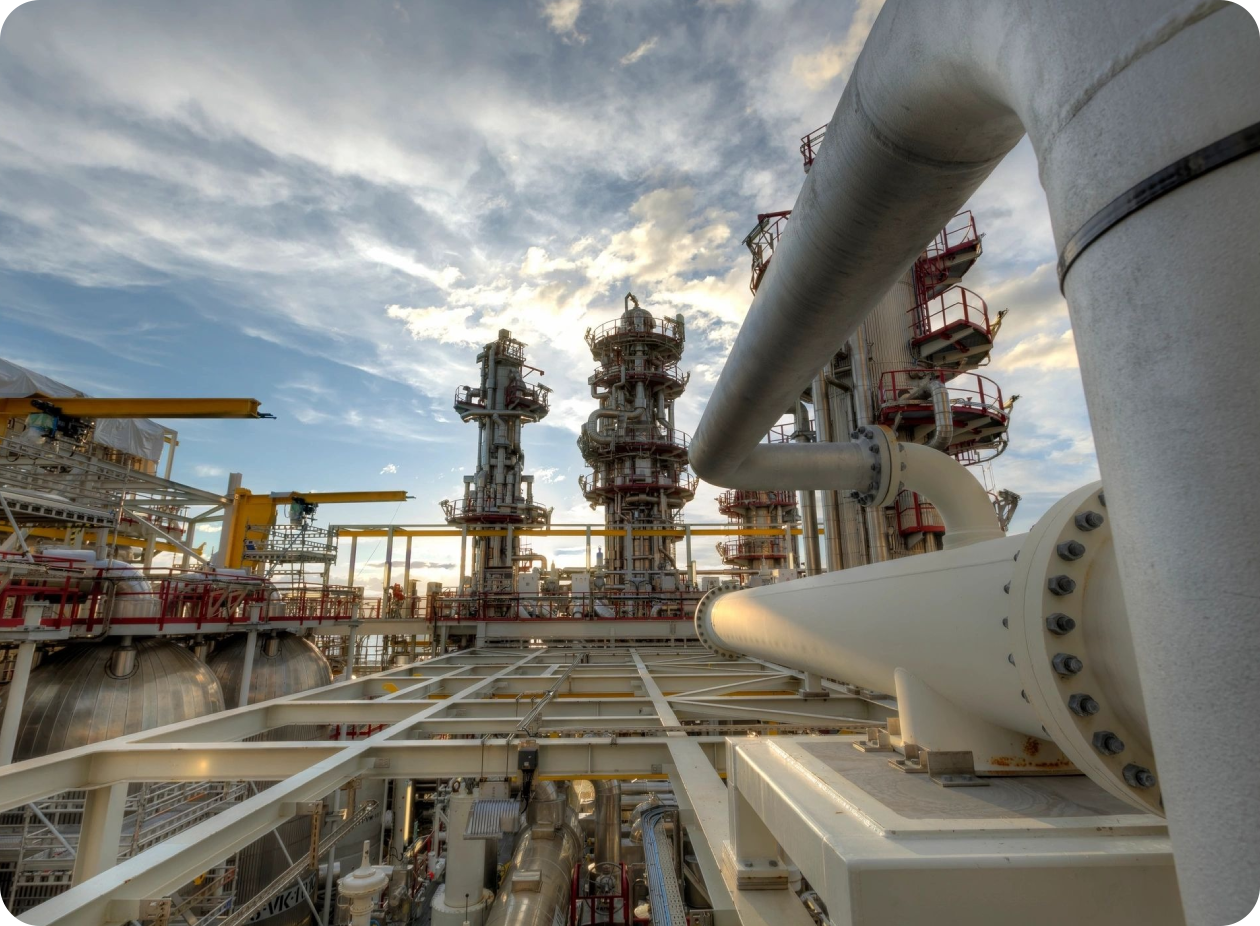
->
[0,0,1095,592]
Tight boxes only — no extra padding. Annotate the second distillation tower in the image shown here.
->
[578,295,694,592]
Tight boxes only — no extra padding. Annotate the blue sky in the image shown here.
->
[0,0,1095,592]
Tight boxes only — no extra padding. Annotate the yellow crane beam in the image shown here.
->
[269,491,410,505]
[0,397,268,419]
[222,489,412,569]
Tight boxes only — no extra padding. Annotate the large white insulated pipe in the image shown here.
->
[698,482,1156,807]
[687,3,1259,921]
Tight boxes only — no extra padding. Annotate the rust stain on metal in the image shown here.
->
[1022,737,1041,757]
[988,754,1075,770]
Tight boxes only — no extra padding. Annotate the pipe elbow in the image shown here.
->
[899,442,1003,547]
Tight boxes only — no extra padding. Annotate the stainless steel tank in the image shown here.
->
[484,783,584,926]
[4,638,224,761]
[207,632,332,707]
[207,632,334,926]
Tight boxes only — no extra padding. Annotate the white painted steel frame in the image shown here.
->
[0,646,886,926]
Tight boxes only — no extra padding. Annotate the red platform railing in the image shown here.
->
[716,490,796,514]
[910,287,992,342]
[913,211,981,307]
[718,538,790,561]
[800,124,828,172]
[894,490,944,536]
[743,211,791,294]
[585,315,684,351]
[570,862,631,926]
[877,369,1007,422]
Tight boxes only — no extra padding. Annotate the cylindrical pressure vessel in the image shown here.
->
[697,483,1159,816]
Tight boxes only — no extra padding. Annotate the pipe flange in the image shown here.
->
[849,425,896,508]
[1008,482,1161,816]
[694,585,741,660]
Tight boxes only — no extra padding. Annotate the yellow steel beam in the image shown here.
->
[271,491,410,504]
[0,525,203,557]
[0,397,266,419]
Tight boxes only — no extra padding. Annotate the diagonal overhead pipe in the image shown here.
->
[689,2,1260,922]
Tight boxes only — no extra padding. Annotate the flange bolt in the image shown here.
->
[1052,652,1083,676]
[1123,764,1156,789]
[1057,540,1086,561]
[1093,731,1125,755]
[1075,511,1105,531]
[1048,575,1077,595]
[1068,693,1100,716]
[1045,613,1076,635]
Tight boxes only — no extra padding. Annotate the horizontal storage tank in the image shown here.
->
[208,631,333,706]
[4,638,224,761]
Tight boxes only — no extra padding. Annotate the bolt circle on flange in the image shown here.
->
[693,585,741,661]
[1007,481,1162,816]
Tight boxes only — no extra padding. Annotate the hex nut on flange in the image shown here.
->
[1093,731,1125,756]
[1057,540,1086,561]
[1052,653,1084,676]
[1068,693,1100,716]
[1045,613,1076,635]
[1075,511,1105,531]
[1048,575,1077,595]
[1123,764,1156,788]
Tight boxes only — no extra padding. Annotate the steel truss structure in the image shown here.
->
[0,645,893,926]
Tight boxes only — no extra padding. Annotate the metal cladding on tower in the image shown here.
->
[578,294,694,591]
[443,329,551,605]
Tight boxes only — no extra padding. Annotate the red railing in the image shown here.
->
[924,211,980,262]
[570,862,631,926]
[429,590,703,622]
[505,379,550,412]
[744,211,791,294]
[330,723,388,741]
[589,361,686,388]
[579,469,698,498]
[877,369,1007,422]
[913,211,981,307]
[0,560,366,634]
[582,424,690,457]
[441,496,549,524]
[765,419,813,443]
[910,287,992,342]
[716,490,796,514]
[800,124,828,172]
[719,538,789,561]
[585,315,684,351]
[894,490,944,536]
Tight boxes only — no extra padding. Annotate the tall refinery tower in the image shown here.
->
[578,294,695,592]
[442,330,551,604]
[742,126,1017,570]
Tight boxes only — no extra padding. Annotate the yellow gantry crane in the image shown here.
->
[220,490,411,569]
[0,396,270,419]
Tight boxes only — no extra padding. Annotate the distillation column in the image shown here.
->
[578,295,695,592]
[715,487,798,583]
[443,330,551,611]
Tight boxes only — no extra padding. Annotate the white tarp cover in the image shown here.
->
[0,357,166,461]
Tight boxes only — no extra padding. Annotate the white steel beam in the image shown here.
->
[629,651,813,926]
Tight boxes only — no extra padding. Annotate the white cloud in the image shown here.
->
[789,0,884,91]
[193,463,226,477]
[541,0,585,41]
[1000,329,1078,372]
[380,463,398,474]
[620,37,659,66]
